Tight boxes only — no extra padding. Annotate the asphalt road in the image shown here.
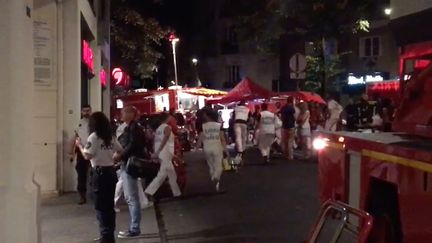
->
[41,148,320,243]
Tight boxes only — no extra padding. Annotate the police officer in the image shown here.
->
[76,112,122,243]
[70,104,92,204]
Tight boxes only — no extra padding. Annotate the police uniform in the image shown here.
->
[145,123,181,197]
[258,110,276,161]
[75,118,91,202]
[84,132,122,242]
[234,105,250,155]
[202,121,224,183]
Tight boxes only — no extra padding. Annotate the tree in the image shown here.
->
[228,0,379,94]
[111,0,169,81]
[304,47,348,93]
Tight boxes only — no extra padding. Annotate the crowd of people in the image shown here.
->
[68,92,395,242]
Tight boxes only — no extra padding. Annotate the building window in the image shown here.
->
[227,65,240,84]
[222,25,239,54]
[272,80,279,92]
[360,36,381,57]
[225,26,237,44]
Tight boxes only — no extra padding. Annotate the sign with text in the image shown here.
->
[289,53,307,80]
[33,19,52,86]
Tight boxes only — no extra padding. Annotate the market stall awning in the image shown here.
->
[182,87,227,97]
[208,77,272,104]
[274,91,326,104]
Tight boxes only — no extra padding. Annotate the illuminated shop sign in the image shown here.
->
[100,69,107,87]
[82,40,94,72]
[347,73,384,85]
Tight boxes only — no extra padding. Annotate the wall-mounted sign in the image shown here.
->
[100,69,107,87]
[34,19,52,86]
[347,72,385,85]
[112,67,131,87]
[289,53,307,80]
[112,68,124,85]
[82,40,94,72]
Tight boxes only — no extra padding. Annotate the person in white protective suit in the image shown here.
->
[197,109,227,191]
[257,103,277,164]
[233,101,250,164]
[145,113,181,198]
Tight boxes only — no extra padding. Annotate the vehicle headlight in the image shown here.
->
[313,137,328,150]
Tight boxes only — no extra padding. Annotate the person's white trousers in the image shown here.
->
[204,147,223,182]
[325,118,338,131]
[234,123,248,153]
[258,133,275,157]
[145,153,181,197]
[114,171,149,208]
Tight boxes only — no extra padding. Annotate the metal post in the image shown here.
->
[172,42,179,87]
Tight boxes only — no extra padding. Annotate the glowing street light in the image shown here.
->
[169,33,180,88]
[191,58,201,86]
[384,8,392,15]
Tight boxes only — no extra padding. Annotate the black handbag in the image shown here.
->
[125,156,160,179]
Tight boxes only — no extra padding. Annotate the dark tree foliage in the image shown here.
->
[222,0,383,94]
[111,0,169,80]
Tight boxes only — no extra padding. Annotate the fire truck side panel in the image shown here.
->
[318,131,432,242]
[317,145,347,204]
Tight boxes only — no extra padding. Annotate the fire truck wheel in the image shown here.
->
[369,214,395,243]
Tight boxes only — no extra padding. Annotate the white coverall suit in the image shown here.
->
[202,121,224,182]
[145,124,181,197]
[234,105,250,153]
[258,110,276,157]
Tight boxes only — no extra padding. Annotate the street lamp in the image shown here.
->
[169,33,180,88]
[191,58,201,87]
[384,8,392,16]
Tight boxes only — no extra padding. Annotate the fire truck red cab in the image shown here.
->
[316,41,432,243]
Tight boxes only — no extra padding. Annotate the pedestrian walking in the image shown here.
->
[197,109,227,191]
[325,93,343,131]
[280,97,296,161]
[257,103,276,163]
[113,106,148,238]
[234,101,250,164]
[69,104,92,205]
[113,122,152,213]
[297,102,312,159]
[145,113,182,198]
[75,112,122,243]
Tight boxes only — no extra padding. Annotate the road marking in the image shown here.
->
[154,199,169,243]
[362,149,432,173]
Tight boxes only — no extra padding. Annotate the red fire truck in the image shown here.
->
[111,87,227,120]
[314,41,432,243]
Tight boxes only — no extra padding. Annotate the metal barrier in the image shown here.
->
[305,200,373,243]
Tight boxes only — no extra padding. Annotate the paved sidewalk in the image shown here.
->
[41,193,160,243]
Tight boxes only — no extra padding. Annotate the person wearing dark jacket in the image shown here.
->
[345,98,358,131]
[113,106,146,238]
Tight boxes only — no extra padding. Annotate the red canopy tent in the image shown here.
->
[274,91,326,104]
[207,77,272,104]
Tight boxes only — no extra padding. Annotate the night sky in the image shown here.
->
[121,0,205,88]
